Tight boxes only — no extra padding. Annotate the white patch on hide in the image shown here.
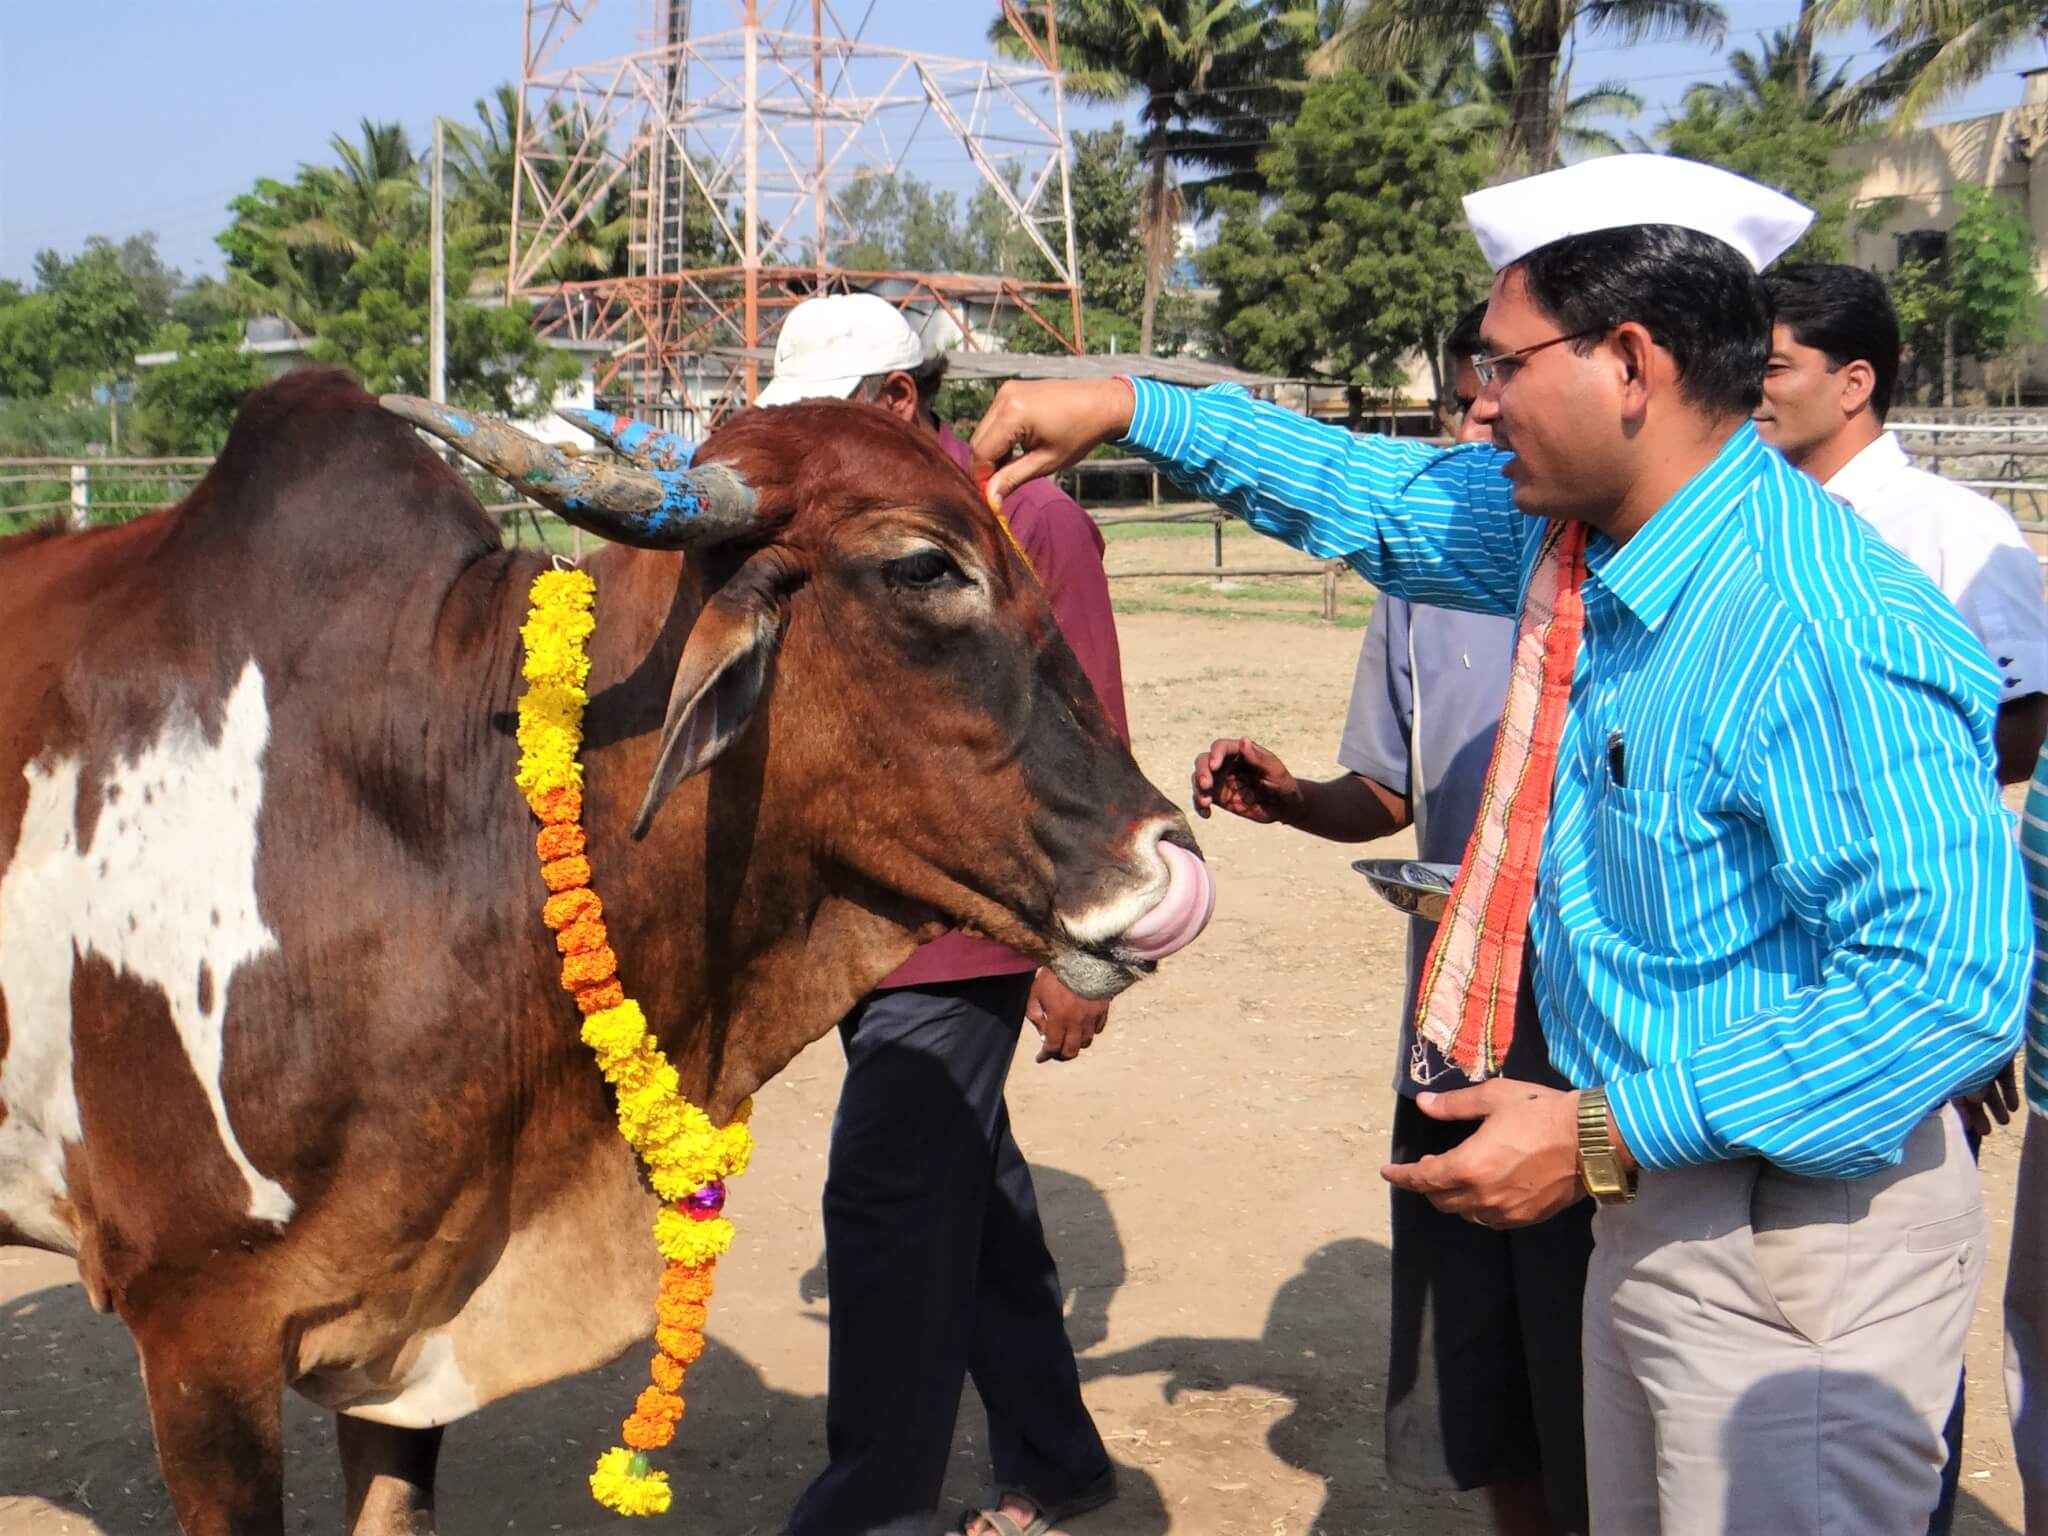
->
[331,1332,484,1430]
[0,660,293,1238]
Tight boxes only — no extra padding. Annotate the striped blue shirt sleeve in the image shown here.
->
[1605,617,2028,1177]
[1122,379,1534,617]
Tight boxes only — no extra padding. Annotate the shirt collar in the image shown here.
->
[1584,421,1767,632]
[1821,430,1907,503]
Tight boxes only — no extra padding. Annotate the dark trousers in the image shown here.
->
[786,973,1110,1536]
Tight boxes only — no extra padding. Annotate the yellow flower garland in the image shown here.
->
[518,567,755,1517]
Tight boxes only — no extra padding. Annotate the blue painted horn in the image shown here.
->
[380,396,754,548]
[555,406,699,472]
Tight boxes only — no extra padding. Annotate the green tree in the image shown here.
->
[997,0,1312,354]
[1950,181,2041,393]
[835,170,977,271]
[132,333,268,453]
[307,235,576,413]
[1066,125,1148,324]
[1660,47,1866,262]
[1814,0,2037,126]
[1200,74,1492,422]
[0,284,61,398]
[1317,0,1723,175]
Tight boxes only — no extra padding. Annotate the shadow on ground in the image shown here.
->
[1,1166,2018,1535]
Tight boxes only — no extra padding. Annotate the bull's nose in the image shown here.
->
[1119,840,1215,960]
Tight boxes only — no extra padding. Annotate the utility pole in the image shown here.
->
[430,116,448,404]
[742,0,760,402]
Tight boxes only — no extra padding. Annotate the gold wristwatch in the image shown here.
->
[1577,1088,1638,1205]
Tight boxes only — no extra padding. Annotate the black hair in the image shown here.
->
[1763,263,1900,422]
[1446,301,1488,361]
[1511,223,1772,418]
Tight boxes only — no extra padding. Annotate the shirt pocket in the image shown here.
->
[1591,784,1727,956]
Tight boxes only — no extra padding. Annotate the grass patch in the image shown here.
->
[1113,595,1373,629]
[1100,516,1249,544]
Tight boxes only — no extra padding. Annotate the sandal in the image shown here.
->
[958,1464,1117,1536]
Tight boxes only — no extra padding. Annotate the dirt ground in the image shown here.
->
[0,603,2031,1535]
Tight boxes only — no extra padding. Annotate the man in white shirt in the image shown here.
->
[1756,262,2048,784]
[1756,260,2048,1536]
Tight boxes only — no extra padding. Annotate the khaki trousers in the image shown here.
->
[2003,1110,2048,1533]
[1583,1110,1984,1536]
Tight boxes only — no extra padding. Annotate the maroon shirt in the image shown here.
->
[877,425,1130,989]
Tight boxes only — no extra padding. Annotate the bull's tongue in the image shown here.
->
[1120,842,1216,961]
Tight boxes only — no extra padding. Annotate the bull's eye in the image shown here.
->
[884,549,965,592]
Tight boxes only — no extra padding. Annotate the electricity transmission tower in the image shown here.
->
[511,0,1083,426]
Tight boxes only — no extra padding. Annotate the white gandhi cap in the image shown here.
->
[1462,154,1814,273]
[755,293,928,407]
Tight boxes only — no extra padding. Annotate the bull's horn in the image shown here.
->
[556,406,699,472]
[380,396,755,549]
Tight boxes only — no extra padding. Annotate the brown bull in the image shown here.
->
[0,369,1210,1535]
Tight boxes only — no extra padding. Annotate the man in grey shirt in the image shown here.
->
[1190,306,1592,1536]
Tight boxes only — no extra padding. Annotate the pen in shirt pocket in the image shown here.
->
[1606,729,1627,789]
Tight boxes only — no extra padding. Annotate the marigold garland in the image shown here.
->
[516,567,755,1517]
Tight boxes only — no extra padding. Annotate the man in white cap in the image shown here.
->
[765,294,1125,1536]
[968,157,2029,1535]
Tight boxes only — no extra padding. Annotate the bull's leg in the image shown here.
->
[129,1310,286,1536]
[337,1417,444,1536]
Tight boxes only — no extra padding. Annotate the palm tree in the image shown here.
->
[1385,29,1643,153]
[1317,0,1722,174]
[995,0,1312,354]
[1814,0,2039,127]
[284,119,426,262]
[1687,26,1864,120]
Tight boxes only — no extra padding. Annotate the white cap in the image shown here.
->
[1462,155,1814,273]
[755,293,927,407]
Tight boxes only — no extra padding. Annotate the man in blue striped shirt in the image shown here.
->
[972,156,2028,1535]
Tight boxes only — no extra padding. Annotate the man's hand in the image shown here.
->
[1027,970,1110,1063]
[971,379,1137,506]
[1381,1081,1589,1227]
[1192,737,1303,825]
[1956,1056,2022,1140]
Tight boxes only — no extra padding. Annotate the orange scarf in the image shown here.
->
[1412,518,1588,1080]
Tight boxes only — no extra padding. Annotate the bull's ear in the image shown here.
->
[631,551,796,838]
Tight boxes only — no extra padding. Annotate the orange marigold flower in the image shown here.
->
[541,854,592,893]
[560,946,618,991]
[537,823,587,861]
[656,1322,704,1359]
[636,1386,685,1422]
[543,887,602,931]
[557,916,609,956]
[529,785,582,826]
[660,1262,715,1301]
[622,1411,678,1451]
[656,1288,706,1327]
[656,1298,709,1331]
[576,980,626,1015]
[650,1353,687,1393]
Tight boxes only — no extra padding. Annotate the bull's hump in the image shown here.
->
[0,658,293,1247]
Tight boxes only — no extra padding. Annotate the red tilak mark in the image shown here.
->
[974,461,1001,513]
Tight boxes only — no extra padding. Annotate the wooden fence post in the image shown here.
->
[69,464,89,530]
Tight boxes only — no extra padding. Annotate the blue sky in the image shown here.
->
[2,0,2042,286]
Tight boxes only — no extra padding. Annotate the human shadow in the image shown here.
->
[1079,1235,1405,1532]
[0,1160,1168,1535]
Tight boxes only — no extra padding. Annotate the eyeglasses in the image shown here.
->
[1470,327,1605,387]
